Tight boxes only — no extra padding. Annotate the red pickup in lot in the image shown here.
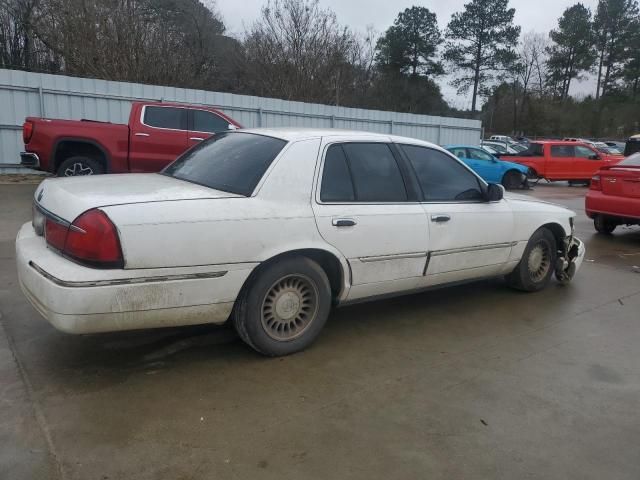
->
[499,140,623,182]
[586,153,640,233]
[21,102,242,176]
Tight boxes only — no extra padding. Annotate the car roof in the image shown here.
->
[238,127,442,149]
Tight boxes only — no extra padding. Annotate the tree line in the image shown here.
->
[1,0,639,138]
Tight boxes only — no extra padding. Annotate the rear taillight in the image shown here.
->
[23,121,34,144]
[590,174,602,191]
[45,218,68,251]
[44,209,123,268]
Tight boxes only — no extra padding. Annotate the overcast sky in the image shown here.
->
[216,0,601,109]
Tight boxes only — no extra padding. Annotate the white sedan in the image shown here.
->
[16,129,585,356]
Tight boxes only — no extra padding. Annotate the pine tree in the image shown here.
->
[444,0,520,112]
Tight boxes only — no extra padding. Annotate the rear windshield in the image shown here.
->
[619,152,640,166]
[163,132,287,196]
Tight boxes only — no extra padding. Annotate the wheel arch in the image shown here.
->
[239,248,349,306]
[539,222,569,248]
[51,137,111,173]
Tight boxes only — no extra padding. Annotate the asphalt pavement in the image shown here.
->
[1,181,639,480]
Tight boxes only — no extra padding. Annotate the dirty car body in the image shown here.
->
[16,129,586,356]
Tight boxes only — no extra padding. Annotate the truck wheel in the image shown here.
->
[502,170,524,190]
[594,215,616,234]
[57,156,104,177]
[232,256,332,356]
[505,228,557,292]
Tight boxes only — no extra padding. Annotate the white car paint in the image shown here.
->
[16,128,585,334]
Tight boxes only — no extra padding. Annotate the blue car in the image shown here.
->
[445,145,530,190]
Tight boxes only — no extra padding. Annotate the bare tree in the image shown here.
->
[243,0,361,104]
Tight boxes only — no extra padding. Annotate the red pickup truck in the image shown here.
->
[20,101,242,176]
[499,140,623,182]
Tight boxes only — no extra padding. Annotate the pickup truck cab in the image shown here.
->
[500,140,623,182]
[20,102,242,176]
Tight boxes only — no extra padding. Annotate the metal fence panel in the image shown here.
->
[0,68,482,167]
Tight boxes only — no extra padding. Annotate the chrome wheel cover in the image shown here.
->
[261,274,319,341]
[528,241,551,282]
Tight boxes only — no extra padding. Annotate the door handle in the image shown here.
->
[431,214,451,223]
[134,133,150,137]
[332,218,357,227]
[190,137,204,141]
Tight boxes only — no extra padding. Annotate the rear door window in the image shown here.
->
[143,106,187,130]
[341,143,408,202]
[320,143,408,202]
[551,145,574,158]
[320,145,355,202]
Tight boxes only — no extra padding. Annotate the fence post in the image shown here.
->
[390,119,394,134]
[331,115,335,128]
[38,85,45,117]
[437,124,442,145]
[258,108,263,127]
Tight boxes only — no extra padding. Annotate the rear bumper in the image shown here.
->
[20,152,40,169]
[16,223,255,334]
[585,191,640,221]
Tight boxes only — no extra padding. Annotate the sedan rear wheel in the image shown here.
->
[233,256,331,356]
[594,215,617,234]
[506,228,557,292]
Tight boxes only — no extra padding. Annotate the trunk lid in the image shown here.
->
[34,173,241,222]
[600,167,640,198]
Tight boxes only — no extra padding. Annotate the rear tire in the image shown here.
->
[232,257,332,356]
[506,228,557,292]
[502,170,524,190]
[594,215,617,234]
[56,156,104,177]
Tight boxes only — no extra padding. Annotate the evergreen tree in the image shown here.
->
[546,4,595,100]
[444,0,520,112]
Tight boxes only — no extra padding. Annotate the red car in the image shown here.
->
[500,140,622,182]
[586,153,640,233]
[20,101,242,176]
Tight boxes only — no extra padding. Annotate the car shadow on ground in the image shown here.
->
[25,275,587,395]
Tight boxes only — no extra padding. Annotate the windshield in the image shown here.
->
[163,132,287,196]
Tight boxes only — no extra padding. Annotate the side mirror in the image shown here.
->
[485,183,504,202]
[228,123,238,130]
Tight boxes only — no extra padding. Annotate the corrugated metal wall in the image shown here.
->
[0,68,482,167]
